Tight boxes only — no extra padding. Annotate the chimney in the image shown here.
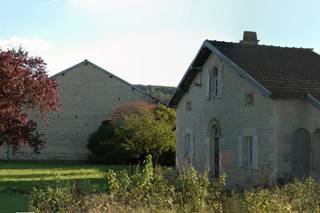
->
[240,31,259,45]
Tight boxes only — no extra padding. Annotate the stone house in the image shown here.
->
[0,60,159,161]
[169,31,320,187]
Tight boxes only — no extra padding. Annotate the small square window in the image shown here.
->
[245,92,254,106]
[186,101,192,111]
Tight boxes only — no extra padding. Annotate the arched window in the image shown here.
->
[207,119,221,178]
[210,125,219,138]
[207,119,221,137]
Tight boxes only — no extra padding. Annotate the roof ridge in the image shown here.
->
[50,59,163,104]
[170,39,320,108]
[208,40,314,51]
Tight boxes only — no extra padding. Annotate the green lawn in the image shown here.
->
[0,192,27,213]
[0,161,126,213]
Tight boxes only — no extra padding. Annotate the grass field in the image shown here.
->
[0,161,126,213]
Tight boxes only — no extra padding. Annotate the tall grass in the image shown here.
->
[29,157,320,212]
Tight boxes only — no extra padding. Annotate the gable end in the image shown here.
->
[204,41,272,97]
[169,41,272,108]
[50,60,161,104]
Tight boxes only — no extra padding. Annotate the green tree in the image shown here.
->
[87,120,128,164]
[134,84,176,104]
[87,102,176,165]
[114,103,175,163]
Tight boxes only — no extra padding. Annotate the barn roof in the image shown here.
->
[50,59,162,104]
[169,38,320,109]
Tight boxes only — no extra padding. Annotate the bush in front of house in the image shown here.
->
[28,155,320,212]
[87,120,130,164]
[29,184,77,213]
[87,102,176,166]
[29,155,226,212]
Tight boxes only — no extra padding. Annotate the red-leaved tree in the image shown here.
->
[0,48,59,153]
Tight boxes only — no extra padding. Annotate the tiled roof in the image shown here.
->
[208,41,320,100]
[169,40,320,107]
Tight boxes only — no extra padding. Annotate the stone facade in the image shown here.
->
[175,52,320,188]
[0,60,158,161]
[272,99,320,180]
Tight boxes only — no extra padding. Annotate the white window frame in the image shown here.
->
[207,69,213,100]
[207,64,223,99]
[184,129,195,163]
[243,136,253,167]
[238,134,259,170]
[184,133,192,158]
[213,67,219,97]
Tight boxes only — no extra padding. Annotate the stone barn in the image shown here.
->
[170,31,320,188]
[0,60,159,161]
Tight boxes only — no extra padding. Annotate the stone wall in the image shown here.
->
[175,53,275,188]
[0,60,157,161]
[175,49,320,187]
[272,99,320,180]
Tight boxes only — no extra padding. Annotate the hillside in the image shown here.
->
[134,84,176,104]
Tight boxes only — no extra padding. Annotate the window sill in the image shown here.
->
[207,96,222,100]
[240,165,258,171]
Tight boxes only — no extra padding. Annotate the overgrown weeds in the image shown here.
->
[29,156,320,212]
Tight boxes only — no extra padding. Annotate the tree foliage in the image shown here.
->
[87,120,128,164]
[134,84,176,104]
[113,104,175,160]
[87,102,175,165]
[0,48,59,153]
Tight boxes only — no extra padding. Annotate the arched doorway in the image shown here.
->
[208,120,221,179]
[292,128,311,178]
[311,129,320,177]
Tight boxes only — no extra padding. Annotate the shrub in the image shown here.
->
[105,155,175,209]
[113,104,175,163]
[281,177,320,211]
[87,120,129,164]
[225,177,320,213]
[174,166,210,211]
[87,102,176,165]
[29,184,78,213]
[28,155,226,212]
[103,155,227,212]
[29,155,320,212]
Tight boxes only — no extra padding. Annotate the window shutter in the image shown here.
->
[252,136,259,170]
[206,69,211,100]
[188,134,192,160]
[184,134,187,157]
[188,135,191,159]
[205,137,210,170]
[185,134,190,158]
[238,136,243,167]
[192,134,196,162]
[212,68,217,97]
[217,64,223,98]
[219,138,224,171]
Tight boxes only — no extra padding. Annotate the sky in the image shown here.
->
[1,0,320,86]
